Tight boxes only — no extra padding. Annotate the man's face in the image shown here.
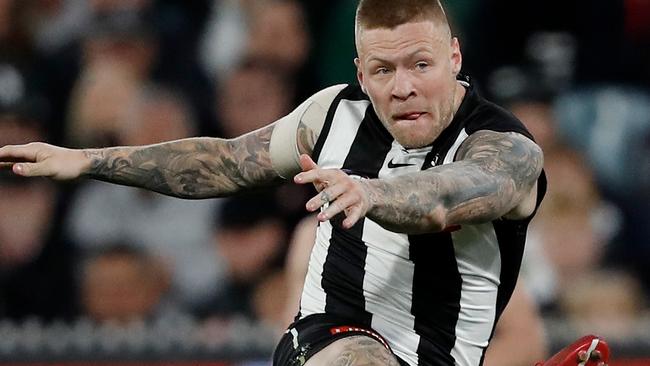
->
[355,20,462,148]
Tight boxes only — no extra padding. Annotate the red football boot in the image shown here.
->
[535,335,610,366]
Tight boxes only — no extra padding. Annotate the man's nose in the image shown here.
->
[391,69,416,100]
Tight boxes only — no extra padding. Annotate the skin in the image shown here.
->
[305,336,400,366]
[354,20,463,149]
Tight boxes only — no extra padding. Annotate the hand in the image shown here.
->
[0,142,90,180]
[293,154,371,229]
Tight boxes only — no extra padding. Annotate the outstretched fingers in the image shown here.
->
[0,144,37,176]
[0,144,36,161]
[0,144,50,177]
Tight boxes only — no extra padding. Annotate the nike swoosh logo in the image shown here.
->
[387,158,416,168]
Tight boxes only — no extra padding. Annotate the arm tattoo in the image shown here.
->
[364,131,543,233]
[297,120,318,155]
[331,336,400,366]
[83,124,282,198]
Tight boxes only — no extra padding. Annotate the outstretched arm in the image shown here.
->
[0,124,281,199]
[0,85,342,198]
[296,130,543,233]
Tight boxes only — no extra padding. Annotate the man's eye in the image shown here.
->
[415,62,429,70]
[376,67,390,74]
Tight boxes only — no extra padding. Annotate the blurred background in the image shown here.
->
[0,0,649,365]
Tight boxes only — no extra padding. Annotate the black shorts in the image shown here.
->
[272,313,408,366]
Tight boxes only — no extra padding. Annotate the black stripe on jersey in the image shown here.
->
[409,232,462,366]
[341,106,393,178]
[322,214,372,325]
[493,170,547,322]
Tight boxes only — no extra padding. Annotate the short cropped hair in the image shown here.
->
[355,0,449,31]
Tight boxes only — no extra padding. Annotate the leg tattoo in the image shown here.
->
[331,336,400,366]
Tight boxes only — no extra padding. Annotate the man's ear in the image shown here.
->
[354,58,367,94]
[450,37,462,76]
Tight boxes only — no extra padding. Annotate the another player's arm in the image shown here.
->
[363,130,543,233]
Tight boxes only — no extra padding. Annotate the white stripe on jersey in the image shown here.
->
[443,128,469,165]
[450,223,501,366]
[317,100,370,168]
[300,221,333,315]
[361,219,420,365]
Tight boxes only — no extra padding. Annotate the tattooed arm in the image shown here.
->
[82,125,282,198]
[364,130,543,233]
[0,85,344,198]
[297,130,543,233]
[0,125,281,198]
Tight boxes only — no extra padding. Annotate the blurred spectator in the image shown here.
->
[559,269,649,341]
[246,0,309,75]
[216,59,295,138]
[82,10,158,79]
[554,86,650,294]
[66,60,142,146]
[65,84,224,311]
[521,147,619,311]
[199,193,287,322]
[510,98,559,154]
[199,0,257,82]
[200,0,309,83]
[79,244,173,324]
[489,65,562,155]
[117,84,196,145]
[65,9,158,146]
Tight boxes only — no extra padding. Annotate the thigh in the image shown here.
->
[305,335,401,366]
[272,314,405,366]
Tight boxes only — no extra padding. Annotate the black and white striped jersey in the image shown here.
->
[297,78,546,366]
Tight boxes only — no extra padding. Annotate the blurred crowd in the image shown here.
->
[0,0,649,362]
